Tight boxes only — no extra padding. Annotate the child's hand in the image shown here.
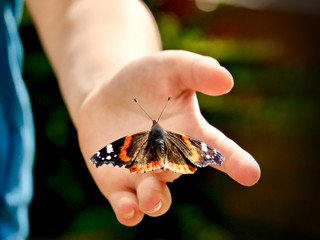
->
[77,50,260,226]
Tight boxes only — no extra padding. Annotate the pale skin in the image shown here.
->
[26,0,260,226]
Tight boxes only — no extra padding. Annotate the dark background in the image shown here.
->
[20,1,320,239]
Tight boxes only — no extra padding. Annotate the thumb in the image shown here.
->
[161,50,234,95]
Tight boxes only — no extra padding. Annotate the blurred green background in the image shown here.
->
[20,1,320,239]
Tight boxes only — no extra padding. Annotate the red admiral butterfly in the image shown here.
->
[90,97,225,174]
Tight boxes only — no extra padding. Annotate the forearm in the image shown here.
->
[26,0,161,126]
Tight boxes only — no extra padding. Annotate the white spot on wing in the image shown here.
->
[206,154,211,159]
[201,142,208,152]
[106,156,111,160]
[106,144,113,154]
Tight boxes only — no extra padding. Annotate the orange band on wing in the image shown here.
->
[119,135,133,162]
[129,161,162,173]
[181,135,200,163]
[165,161,197,174]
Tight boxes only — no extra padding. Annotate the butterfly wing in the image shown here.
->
[166,131,225,168]
[90,132,148,169]
[158,137,197,174]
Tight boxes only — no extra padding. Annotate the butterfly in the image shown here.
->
[90,97,225,174]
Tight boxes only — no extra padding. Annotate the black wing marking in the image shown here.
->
[187,135,225,166]
[167,131,225,167]
[90,132,148,168]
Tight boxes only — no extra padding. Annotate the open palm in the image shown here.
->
[77,50,260,226]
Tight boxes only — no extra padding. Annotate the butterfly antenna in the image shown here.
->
[157,97,171,122]
[133,98,153,121]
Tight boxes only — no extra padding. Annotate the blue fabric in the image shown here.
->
[0,0,35,239]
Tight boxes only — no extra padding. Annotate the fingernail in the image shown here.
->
[123,209,135,219]
[145,201,162,215]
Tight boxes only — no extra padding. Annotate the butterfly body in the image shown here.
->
[90,120,225,174]
[148,121,167,157]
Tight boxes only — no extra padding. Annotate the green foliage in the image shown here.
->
[158,14,279,63]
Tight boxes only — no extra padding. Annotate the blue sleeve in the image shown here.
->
[0,0,35,239]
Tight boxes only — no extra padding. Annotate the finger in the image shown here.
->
[200,119,261,186]
[107,190,144,226]
[136,174,172,217]
[161,50,234,95]
[93,167,145,226]
[152,169,181,183]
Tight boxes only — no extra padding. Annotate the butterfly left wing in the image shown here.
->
[90,132,148,168]
[166,131,225,168]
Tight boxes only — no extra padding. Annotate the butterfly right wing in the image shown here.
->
[90,132,148,168]
[166,131,225,168]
